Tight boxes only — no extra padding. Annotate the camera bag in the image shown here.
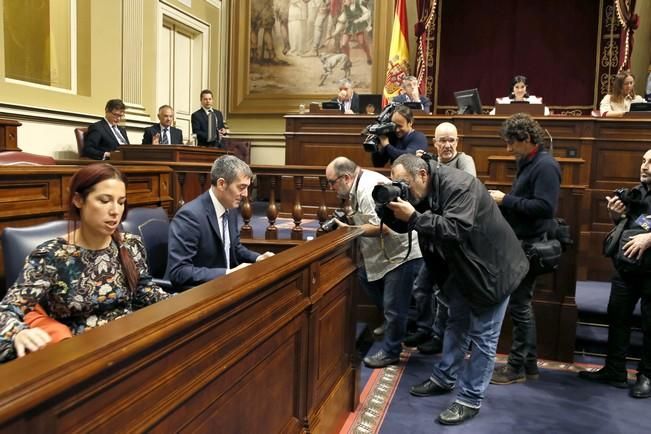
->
[523,235,562,276]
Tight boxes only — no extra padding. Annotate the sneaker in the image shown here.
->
[372,323,385,337]
[490,364,526,385]
[363,350,399,369]
[437,402,479,425]
[578,367,629,389]
[417,336,443,355]
[403,330,432,347]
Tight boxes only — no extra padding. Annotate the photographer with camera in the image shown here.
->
[487,113,561,386]
[578,149,651,399]
[386,154,528,425]
[370,105,428,167]
[325,157,422,369]
[405,122,478,354]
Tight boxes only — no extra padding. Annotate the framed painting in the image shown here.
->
[229,0,392,114]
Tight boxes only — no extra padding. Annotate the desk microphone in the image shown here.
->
[544,129,553,156]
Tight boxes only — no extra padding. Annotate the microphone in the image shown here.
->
[544,128,553,156]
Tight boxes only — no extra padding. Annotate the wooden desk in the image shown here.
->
[0,227,363,433]
[110,144,226,164]
[285,114,651,281]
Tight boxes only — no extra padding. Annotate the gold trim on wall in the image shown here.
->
[228,0,393,115]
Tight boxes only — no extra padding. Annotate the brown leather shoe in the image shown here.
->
[491,364,525,385]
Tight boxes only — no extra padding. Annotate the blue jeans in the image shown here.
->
[359,258,422,357]
[430,290,510,408]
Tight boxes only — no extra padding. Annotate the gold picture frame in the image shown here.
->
[229,0,392,114]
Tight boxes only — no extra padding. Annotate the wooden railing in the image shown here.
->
[0,227,363,433]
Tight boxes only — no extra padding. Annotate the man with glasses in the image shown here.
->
[83,99,130,160]
[325,156,423,368]
[392,76,432,113]
[386,153,528,424]
[371,105,428,167]
[142,105,183,145]
[406,122,477,354]
[168,155,274,289]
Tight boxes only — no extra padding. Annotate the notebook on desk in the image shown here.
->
[494,102,546,116]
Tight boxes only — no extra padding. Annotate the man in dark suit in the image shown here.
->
[168,155,274,289]
[83,99,129,160]
[333,78,360,114]
[392,75,432,113]
[142,105,183,145]
[190,89,228,147]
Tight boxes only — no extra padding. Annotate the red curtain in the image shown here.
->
[433,0,601,112]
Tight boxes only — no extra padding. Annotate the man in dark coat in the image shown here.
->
[386,153,529,425]
[83,99,129,160]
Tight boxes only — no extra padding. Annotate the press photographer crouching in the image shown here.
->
[579,149,651,399]
[386,153,528,425]
[324,157,422,369]
[366,104,428,167]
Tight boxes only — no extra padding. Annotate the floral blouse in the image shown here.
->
[0,233,170,362]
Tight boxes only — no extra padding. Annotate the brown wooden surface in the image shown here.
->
[110,144,226,164]
[486,156,584,362]
[0,227,363,433]
[285,114,651,281]
[0,165,173,291]
[0,119,21,152]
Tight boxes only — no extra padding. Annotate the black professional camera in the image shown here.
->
[613,187,642,206]
[372,181,410,205]
[321,209,348,232]
[361,103,400,153]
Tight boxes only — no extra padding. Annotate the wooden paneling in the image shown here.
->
[286,114,651,281]
[0,227,363,433]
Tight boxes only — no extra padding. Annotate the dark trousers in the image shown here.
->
[411,266,448,340]
[506,272,538,370]
[605,271,651,376]
[359,258,422,357]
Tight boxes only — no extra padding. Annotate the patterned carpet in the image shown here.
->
[340,349,647,434]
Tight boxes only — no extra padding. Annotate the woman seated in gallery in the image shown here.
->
[599,70,646,117]
[490,75,550,115]
[0,163,171,362]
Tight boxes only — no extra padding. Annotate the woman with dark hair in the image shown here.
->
[0,163,170,362]
[599,70,645,117]
[490,75,550,115]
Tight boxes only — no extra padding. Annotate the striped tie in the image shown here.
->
[161,128,169,144]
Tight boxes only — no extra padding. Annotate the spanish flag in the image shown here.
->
[383,0,410,106]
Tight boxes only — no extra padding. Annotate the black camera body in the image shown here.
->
[372,181,410,205]
[362,102,400,153]
[321,209,348,232]
[613,187,642,206]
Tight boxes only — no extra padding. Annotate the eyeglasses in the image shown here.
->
[110,111,125,118]
[326,175,345,186]
[435,137,457,144]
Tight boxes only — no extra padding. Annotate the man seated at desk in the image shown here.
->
[392,75,431,113]
[333,78,360,114]
[142,105,183,145]
[83,99,129,160]
[167,155,274,289]
[371,105,428,167]
[191,89,229,147]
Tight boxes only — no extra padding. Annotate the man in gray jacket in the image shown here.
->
[387,153,528,425]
